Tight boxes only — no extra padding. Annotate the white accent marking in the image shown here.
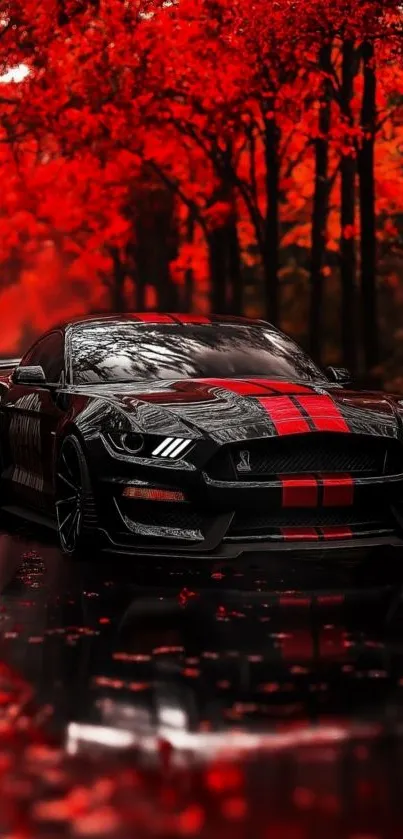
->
[152,437,174,456]
[160,438,186,457]
[168,439,191,458]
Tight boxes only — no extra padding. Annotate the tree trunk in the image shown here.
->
[228,217,243,315]
[219,150,243,316]
[208,227,227,314]
[340,40,358,373]
[131,187,179,312]
[358,39,379,371]
[263,112,280,326]
[136,275,147,310]
[109,246,126,312]
[340,155,357,371]
[129,239,147,310]
[155,216,180,311]
[184,213,194,312]
[207,218,242,315]
[309,41,332,365]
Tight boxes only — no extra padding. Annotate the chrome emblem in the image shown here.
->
[237,450,251,472]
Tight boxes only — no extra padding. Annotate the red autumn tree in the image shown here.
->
[0,0,403,381]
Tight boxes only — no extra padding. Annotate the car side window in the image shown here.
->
[20,332,65,383]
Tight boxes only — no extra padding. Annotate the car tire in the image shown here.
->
[55,434,99,559]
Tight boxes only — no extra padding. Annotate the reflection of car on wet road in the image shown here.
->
[1,313,403,558]
[0,523,400,753]
[1,523,403,833]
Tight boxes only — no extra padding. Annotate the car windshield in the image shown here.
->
[70,322,326,384]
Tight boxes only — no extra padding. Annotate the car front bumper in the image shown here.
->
[88,434,403,559]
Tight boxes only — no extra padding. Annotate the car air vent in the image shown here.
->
[206,434,403,481]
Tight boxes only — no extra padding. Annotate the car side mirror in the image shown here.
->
[325,366,351,385]
[13,365,47,385]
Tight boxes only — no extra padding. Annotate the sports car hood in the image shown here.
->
[79,378,403,444]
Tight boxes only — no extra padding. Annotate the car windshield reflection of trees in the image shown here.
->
[71,323,326,384]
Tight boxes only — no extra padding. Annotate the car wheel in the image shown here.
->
[55,435,99,559]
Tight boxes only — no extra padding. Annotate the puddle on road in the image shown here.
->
[1,522,403,835]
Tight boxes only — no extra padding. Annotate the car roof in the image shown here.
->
[65,312,268,328]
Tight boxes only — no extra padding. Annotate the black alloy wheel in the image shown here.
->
[55,435,97,557]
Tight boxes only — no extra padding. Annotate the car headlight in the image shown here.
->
[104,431,144,454]
[103,432,194,461]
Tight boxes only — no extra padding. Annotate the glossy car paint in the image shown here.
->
[0,313,403,557]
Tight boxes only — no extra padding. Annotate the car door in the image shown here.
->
[2,331,66,513]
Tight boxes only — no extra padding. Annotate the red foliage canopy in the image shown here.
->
[0,0,402,364]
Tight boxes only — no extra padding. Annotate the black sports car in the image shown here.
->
[0,312,403,559]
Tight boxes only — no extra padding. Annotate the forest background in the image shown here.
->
[1,0,403,388]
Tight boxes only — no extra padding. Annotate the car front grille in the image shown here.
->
[228,506,395,538]
[206,434,403,481]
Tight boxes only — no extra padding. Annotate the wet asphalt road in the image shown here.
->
[2,519,403,835]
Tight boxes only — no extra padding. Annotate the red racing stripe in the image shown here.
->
[257,381,315,394]
[320,525,353,540]
[172,314,211,324]
[322,474,354,506]
[205,379,315,396]
[258,396,310,435]
[205,379,272,396]
[295,395,350,433]
[280,474,318,507]
[281,527,319,541]
[134,313,174,323]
